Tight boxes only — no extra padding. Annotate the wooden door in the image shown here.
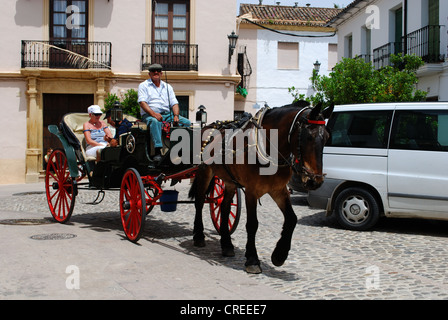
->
[43,94,94,168]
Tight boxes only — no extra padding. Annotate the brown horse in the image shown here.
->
[189,101,333,273]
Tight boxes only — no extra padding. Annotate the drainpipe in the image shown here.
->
[403,0,408,55]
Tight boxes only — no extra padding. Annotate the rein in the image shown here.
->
[291,110,327,179]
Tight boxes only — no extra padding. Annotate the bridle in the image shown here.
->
[288,108,327,179]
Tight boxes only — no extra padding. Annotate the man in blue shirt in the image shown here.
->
[138,64,191,161]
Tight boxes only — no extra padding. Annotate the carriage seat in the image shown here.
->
[61,112,146,162]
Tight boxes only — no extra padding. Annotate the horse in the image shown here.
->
[188,100,333,274]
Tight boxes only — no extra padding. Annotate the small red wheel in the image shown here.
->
[45,149,77,223]
[209,177,241,235]
[144,186,158,214]
[120,168,146,242]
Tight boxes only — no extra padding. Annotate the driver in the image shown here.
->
[138,64,191,162]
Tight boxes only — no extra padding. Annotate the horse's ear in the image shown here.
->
[322,104,334,119]
[309,102,322,119]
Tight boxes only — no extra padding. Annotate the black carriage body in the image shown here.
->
[45,113,242,243]
[92,126,152,189]
[53,112,196,190]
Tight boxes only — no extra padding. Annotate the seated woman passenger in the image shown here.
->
[83,105,114,161]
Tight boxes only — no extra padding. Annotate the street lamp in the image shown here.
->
[313,60,321,73]
[196,105,207,128]
[228,31,239,64]
[312,60,321,89]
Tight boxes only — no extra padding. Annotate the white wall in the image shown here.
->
[0,79,27,183]
[1,0,43,71]
[93,0,146,74]
[256,29,337,108]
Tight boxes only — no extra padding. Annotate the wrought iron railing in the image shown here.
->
[357,54,373,64]
[21,40,112,69]
[373,42,402,69]
[373,25,444,69]
[406,25,444,63]
[141,43,198,71]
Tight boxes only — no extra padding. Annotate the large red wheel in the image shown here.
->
[45,149,77,223]
[120,168,146,243]
[209,177,241,235]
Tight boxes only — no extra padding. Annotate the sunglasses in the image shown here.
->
[150,69,162,73]
[93,113,102,116]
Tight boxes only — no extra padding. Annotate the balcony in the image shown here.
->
[21,40,112,69]
[373,25,444,69]
[141,43,198,71]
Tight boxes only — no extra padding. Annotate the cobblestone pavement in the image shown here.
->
[2,180,448,299]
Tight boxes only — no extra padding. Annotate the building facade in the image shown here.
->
[235,3,341,113]
[0,0,240,184]
[328,0,448,101]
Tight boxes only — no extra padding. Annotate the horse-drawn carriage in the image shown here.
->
[46,101,333,274]
[45,109,241,243]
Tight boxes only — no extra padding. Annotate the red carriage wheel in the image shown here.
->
[209,177,241,235]
[120,168,146,242]
[45,149,77,223]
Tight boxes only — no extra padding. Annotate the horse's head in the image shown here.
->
[291,103,333,190]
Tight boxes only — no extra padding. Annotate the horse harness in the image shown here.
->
[201,106,326,189]
[251,106,327,179]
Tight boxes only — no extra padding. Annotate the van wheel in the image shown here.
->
[334,187,379,231]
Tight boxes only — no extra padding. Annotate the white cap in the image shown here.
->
[88,105,102,114]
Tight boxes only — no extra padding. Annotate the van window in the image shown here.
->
[390,110,448,151]
[327,111,392,148]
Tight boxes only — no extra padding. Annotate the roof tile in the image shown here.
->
[239,4,342,27]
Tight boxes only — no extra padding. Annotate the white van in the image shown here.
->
[308,102,448,230]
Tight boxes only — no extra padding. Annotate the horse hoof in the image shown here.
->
[222,247,235,257]
[271,253,286,267]
[245,265,262,274]
[193,239,206,247]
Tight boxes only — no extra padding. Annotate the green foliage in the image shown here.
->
[121,89,140,118]
[104,89,140,119]
[291,54,427,108]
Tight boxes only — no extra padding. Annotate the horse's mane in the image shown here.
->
[264,100,310,119]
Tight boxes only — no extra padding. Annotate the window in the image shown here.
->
[49,0,89,68]
[345,34,353,59]
[394,7,403,54]
[390,110,448,151]
[327,111,393,148]
[277,42,299,69]
[176,96,189,119]
[153,1,189,53]
[361,26,371,62]
[50,0,88,43]
[328,44,338,70]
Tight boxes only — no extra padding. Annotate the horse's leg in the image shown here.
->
[269,186,298,267]
[244,192,262,274]
[191,167,214,247]
[219,183,236,257]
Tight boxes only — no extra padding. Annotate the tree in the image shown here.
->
[104,89,140,119]
[292,54,427,107]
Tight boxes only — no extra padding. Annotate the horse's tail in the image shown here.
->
[188,177,198,199]
[188,176,216,199]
